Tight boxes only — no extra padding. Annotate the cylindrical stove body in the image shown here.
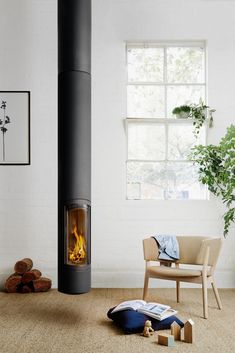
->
[58,0,91,294]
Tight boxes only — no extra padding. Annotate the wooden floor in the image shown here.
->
[0,288,234,353]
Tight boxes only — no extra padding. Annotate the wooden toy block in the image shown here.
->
[158,333,175,347]
[184,319,195,343]
[171,321,181,340]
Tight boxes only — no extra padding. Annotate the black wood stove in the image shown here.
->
[58,0,91,294]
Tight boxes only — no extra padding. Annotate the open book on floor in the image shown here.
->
[111,299,177,321]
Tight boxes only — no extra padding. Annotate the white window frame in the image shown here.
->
[126,41,208,200]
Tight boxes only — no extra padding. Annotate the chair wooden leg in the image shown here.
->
[176,281,180,303]
[143,272,149,300]
[202,275,208,319]
[211,279,222,310]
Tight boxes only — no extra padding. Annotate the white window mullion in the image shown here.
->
[128,82,206,86]
[165,123,169,160]
[163,46,168,118]
[165,120,169,200]
[204,43,208,105]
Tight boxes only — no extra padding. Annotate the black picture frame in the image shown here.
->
[0,91,30,165]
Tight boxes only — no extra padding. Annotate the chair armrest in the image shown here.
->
[196,237,223,267]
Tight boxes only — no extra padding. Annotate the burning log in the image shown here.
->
[5,275,22,293]
[33,277,52,292]
[22,269,42,284]
[14,258,33,275]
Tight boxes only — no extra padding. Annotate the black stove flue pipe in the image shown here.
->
[58,0,91,294]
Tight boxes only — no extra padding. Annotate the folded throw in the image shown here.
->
[152,235,180,261]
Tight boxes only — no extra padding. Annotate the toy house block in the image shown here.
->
[171,321,181,340]
[158,333,175,347]
[184,319,195,343]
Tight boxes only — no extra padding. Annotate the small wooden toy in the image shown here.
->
[171,321,181,340]
[184,319,194,343]
[142,320,154,337]
[158,333,175,347]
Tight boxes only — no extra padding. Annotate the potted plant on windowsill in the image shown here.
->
[190,124,235,237]
[172,105,191,119]
[172,99,216,136]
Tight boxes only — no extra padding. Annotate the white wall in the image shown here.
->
[0,0,234,289]
[0,0,57,287]
[92,0,235,288]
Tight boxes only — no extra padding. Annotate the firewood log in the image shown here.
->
[5,275,22,293]
[9,272,22,278]
[14,258,33,274]
[22,269,42,284]
[16,282,24,293]
[33,277,52,292]
[21,284,33,293]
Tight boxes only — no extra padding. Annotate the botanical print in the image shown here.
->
[0,100,11,162]
[0,91,30,165]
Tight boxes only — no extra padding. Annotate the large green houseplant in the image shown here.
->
[190,124,235,236]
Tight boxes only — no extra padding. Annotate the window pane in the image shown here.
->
[127,161,206,200]
[127,47,164,82]
[165,162,207,200]
[127,162,167,199]
[127,85,165,118]
[167,47,205,83]
[167,85,205,117]
[168,124,206,160]
[127,183,141,200]
[128,122,165,160]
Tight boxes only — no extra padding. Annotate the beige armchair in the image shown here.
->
[143,236,223,319]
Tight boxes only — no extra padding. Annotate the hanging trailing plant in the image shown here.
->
[190,99,215,136]
[172,99,215,136]
[190,124,235,236]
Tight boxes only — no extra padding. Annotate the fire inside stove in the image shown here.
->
[66,206,88,265]
[69,225,86,263]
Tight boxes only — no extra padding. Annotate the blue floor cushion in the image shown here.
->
[107,307,184,334]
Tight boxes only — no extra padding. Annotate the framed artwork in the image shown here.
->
[0,91,30,165]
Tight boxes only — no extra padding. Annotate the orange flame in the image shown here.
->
[69,225,86,264]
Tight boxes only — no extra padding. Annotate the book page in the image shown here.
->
[158,308,177,320]
[138,302,170,315]
[111,299,146,313]
[139,308,177,321]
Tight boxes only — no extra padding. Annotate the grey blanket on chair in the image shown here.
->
[152,235,180,261]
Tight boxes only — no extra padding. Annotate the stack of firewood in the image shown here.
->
[5,258,52,293]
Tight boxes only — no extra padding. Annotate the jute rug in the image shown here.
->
[0,288,234,353]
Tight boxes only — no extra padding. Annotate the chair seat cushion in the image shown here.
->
[107,307,184,334]
[148,265,202,278]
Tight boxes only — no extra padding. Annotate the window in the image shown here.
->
[126,42,207,200]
